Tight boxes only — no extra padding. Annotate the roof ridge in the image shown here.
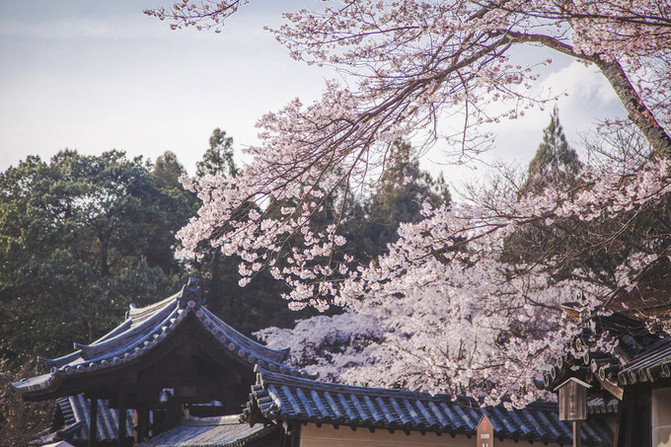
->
[200,307,290,364]
[257,366,437,401]
[126,292,179,322]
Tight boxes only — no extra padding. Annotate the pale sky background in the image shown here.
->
[0,0,626,187]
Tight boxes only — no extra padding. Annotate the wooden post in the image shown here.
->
[134,409,140,444]
[290,422,301,447]
[118,393,127,447]
[135,406,150,442]
[554,378,590,447]
[88,398,98,447]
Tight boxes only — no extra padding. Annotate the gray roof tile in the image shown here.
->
[544,313,671,391]
[244,367,613,446]
[137,415,278,447]
[51,395,134,443]
[12,281,310,397]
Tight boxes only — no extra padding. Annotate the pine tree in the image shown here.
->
[197,128,238,178]
[344,141,451,261]
[523,106,582,194]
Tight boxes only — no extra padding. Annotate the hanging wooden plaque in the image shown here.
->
[555,377,591,421]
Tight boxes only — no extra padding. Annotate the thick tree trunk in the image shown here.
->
[508,31,671,158]
[98,231,110,276]
[592,57,671,159]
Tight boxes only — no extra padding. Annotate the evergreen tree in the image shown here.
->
[154,150,186,190]
[193,129,319,334]
[197,128,238,178]
[502,108,641,289]
[344,141,451,261]
[0,150,191,362]
[150,151,200,272]
[523,105,582,194]
[503,108,583,267]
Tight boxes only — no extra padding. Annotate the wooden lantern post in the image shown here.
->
[554,377,591,447]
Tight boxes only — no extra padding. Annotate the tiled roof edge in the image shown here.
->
[200,307,290,364]
[11,306,190,394]
[244,368,612,446]
[195,309,314,379]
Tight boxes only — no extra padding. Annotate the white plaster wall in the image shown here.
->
[299,423,564,447]
[653,388,671,447]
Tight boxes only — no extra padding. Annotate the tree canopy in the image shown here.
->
[197,128,238,178]
[0,150,192,362]
[344,140,451,262]
[144,0,671,404]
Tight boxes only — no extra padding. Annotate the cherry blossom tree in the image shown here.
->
[147,0,671,403]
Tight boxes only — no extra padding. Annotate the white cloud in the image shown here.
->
[420,59,626,189]
[490,61,624,162]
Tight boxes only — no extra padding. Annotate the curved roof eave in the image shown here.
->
[12,282,313,398]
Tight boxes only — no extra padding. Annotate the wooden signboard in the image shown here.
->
[476,414,495,447]
[555,377,591,421]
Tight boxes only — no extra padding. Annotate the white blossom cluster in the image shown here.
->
[259,154,670,405]
[149,0,671,404]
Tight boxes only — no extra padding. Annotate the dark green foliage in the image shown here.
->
[197,128,238,178]
[502,108,671,297]
[199,254,322,335]
[502,107,585,269]
[0,359,54,446]
[151,151,201,271]
[344,141,451,262]
[192,129,322,334]
[0,133,452,362]
[0,150,193,363]
[523,105,582,194]
[154,150,186,190]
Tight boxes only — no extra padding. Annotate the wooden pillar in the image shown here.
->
[134,406,150,443]
[134,409,140,444]
[118,393,127,447]
[88,398,98,447]
[166,400,181,430]
[291,422,301,447]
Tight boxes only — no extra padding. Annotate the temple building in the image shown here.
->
[543,311,671,447]
[13,279,614,446]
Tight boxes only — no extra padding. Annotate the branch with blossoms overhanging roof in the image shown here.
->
[150,0,671,403]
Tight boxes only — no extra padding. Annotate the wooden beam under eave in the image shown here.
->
[595,373,624,401]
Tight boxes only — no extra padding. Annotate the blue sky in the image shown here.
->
[0,1,328,172]
[0,0,625,185]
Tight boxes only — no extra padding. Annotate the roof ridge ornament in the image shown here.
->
[177,277,203,309]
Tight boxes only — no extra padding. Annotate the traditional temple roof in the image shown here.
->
[587,397,619,415]
[137,414,278,447]
[243,367,613,446]
[12,279,312,400]
[543,312,671,394]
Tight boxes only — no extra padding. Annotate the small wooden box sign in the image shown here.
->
[477,414,494,447]
[554,377,591,421]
